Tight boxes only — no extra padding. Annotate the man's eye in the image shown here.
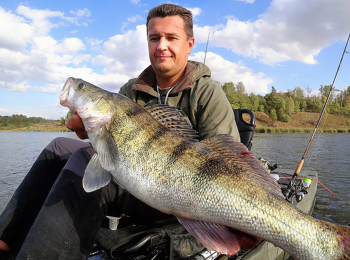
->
[149,37,159,41]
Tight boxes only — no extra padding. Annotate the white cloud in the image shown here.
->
[70,8,91,18]
[98,24,149,77]
[188,7,203,18]
[0,4,148,101]
[67,8,92,26]
[122,15,144,31]
[0,107,12,116]
[191,52,272,94]
[0,81,31,93]
[16,5,64,35]
[0,7,34,51]
[32,83,62,94]
[31,36,85,56]
[0,5,93,97]
[60,38,85,53]
[127,15,143,23]
[195,0,350,65]
[32,36,57,53]
[86,38,103,51]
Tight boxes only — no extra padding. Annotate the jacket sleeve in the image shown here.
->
[194,79,240,142]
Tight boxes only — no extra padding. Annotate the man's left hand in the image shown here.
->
[66,112,89,139]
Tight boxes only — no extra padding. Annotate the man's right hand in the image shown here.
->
[66,112,89,140]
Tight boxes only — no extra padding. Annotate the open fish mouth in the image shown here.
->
[59,77,96,115]
[59,77,73,107]
[59,77,114,132]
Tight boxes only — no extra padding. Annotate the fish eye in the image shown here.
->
[78,82,85,90]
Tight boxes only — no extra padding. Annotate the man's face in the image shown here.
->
[147,16,194,84]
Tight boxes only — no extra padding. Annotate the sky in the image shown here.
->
[0,0,350,119]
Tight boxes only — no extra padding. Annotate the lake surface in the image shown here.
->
[251,133,350,226]
[0,132,81,211]
[0,132,349,226]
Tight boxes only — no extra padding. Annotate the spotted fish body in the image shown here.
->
[60,77,350,260]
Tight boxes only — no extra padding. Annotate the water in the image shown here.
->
[251,133,350,226]
[0,132,81,211]
[0,132,349,226]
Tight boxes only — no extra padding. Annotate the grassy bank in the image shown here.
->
[0,121,70,132]
[252,111,350,134]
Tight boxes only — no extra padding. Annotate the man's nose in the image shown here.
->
[157,37,168,50]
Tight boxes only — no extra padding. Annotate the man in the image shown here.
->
[0,4,240,259]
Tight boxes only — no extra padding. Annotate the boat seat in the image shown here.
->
[233,108,256,150]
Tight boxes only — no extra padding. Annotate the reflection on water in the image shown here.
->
[0,132,349,226]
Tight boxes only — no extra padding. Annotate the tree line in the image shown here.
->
[0,114,53,128]
[222,82,350,122]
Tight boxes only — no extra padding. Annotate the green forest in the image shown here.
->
[1,82,350,130]
[0,114,60,129]
[222,82,350,123]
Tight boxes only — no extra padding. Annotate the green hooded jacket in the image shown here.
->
[119,61,240,142]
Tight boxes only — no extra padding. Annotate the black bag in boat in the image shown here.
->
[94,220,205,260]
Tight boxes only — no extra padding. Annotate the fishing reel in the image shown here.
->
[287,177,312,203]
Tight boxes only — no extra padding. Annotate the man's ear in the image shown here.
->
[188,37,195,54]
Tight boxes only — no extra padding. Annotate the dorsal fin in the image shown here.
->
[201,134,284,199]
[145,104,200,141]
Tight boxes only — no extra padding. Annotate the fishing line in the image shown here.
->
[302,56,350,173]
[284,33,350,198]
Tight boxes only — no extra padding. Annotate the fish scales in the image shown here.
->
[108,98,345,259]
[60,77,350,260]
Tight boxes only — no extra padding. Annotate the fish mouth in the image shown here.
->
[59,77,73,107]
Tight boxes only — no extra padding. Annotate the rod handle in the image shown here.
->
[294,159,304,175]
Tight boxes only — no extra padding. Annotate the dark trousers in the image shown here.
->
[0,137,170,259]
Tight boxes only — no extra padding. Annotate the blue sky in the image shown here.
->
[0,0,349,119]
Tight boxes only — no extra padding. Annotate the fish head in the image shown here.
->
[59,77,115,132]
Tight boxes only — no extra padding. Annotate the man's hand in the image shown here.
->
[66,112,89,139]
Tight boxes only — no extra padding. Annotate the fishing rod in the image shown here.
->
[203,32,210,64]
[284,33,350,198]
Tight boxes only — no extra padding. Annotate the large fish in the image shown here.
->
[60,77,350,260]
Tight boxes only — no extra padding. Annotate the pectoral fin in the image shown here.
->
[88,126,119,171]
[83,153,112,192]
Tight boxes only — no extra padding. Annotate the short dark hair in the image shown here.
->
[146,4,193,39]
